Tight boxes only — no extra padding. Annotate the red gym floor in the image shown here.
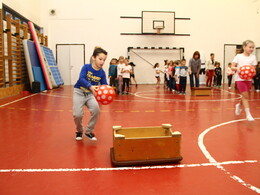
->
[0,84,259,195]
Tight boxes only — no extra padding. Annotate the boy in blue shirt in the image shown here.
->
[73,48,108,141]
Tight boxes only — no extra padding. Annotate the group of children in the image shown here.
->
[154,59,189,94]
[72,40,258,141]
[108,56,137,95]
[154,52,260,94]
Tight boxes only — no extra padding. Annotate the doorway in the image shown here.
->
[56,44,85,85]
[223,44,242,84]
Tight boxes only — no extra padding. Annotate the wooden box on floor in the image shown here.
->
[110,124,182,166]
[191,87,212,96]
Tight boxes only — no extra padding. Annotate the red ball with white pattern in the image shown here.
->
[238,65,256,80]
[95,85,115,105]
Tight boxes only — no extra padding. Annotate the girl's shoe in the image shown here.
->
[235,104,242,115]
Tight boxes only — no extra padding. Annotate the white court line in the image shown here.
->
[0,160,257,173]
[0,94,38,108]
[134,89,242,102]
[198,118,260,193]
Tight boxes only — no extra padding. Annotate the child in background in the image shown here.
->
[226,62,235,89]
[154,63,161,88]
[174,60,180,92]
[73,48,108,141]
[108,58,117,89]
[117,56,125,95]
[129,62,138,87]
[164,60,169,88]
[254,61,260,92]
[121,58,132,95]
[178,59,188,94]
[214,62,222,88]
[168,60,176,92]
[232,40,257,121]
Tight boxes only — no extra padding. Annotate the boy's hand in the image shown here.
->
[90,86,99,96]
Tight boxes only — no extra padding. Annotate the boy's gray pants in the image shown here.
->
[73,88,100,134]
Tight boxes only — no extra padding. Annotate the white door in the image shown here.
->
[57,44,85,85]
[223,45,237,84]
[256,47,260,62]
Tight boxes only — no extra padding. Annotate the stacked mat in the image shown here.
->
[24,21,64,91]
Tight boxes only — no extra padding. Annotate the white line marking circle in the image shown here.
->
[134,89,242,102]
[198,118,260,193]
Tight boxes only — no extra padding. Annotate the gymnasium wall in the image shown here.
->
[1,0,260,84]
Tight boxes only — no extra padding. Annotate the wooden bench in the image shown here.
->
[110,124,182,166]
[191,87,212,96]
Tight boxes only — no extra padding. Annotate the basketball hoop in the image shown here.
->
[156,26,164,34]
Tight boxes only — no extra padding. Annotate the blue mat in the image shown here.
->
[41,46,64,87]
[23,40,47,91]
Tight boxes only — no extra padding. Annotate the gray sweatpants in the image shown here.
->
[73,88,100,134]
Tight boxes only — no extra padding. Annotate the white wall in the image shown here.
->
[2,0,260,84]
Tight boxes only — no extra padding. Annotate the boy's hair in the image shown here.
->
[110,58,117,64]
[210,53,214,56]
[228,62,232,65]
[215,61,220,66]
[174,60,180,65]
[119,56,124,59]
[92,48,107,57]
[181,59,186,62]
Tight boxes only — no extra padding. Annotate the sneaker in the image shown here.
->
[85,132,97,141]
[246,114,255,121]
[75,132,83,141]
[235,103,242,115]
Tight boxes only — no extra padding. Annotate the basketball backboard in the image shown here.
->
[142,11,175,34]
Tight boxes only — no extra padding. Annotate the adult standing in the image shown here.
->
[189,51,201,88]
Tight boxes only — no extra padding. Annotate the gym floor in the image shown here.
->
[0,84,259,195]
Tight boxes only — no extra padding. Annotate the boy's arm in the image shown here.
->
[100,72,108,85]
[78,65,92,89]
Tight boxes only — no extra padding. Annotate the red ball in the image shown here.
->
[95,85,115,105]
[238,65,256,80]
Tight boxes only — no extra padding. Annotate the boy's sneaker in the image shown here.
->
[235,103,242,115]
[75,132,83,141]
[85,132,97,141]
